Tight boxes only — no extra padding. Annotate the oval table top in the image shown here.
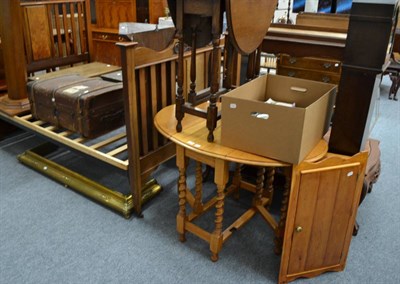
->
[154,104,328,167]
[226,0,276,54]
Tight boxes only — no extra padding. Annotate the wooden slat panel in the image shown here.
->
[150,65,159,150]
[89,132,126,150]
[9,114,128,170]
[161,63,167,108]
[32,120,46,126]
[73,136,86,143]
[106,144,128,156]
[52,5,63,57]
[58,130,73,137]
[26,6,52,61]
[138,68,149,155]
[62,4,71,56]
[45,125,57,131]
[47,4,56,57]
[77,2,86,53]
[21,114,33,120]
[324,165,360,266]
[69,3,78,55]
[287,172,320,275]
[305,170,341,270]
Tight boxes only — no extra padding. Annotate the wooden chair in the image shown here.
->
[20,0,92,75]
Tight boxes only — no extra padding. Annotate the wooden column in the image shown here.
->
[0,0,29,115]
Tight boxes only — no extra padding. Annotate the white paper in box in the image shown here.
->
[221,74,337,164]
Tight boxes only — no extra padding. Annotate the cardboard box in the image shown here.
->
[221,74,336,164]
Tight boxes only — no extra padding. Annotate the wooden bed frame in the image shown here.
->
[0,0,214,217]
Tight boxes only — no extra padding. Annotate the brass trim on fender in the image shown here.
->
[18,148,162,218]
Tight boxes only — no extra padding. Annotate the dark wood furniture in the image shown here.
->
[277,54,342,85]
[172,0,276,142]
[274,13,347,85]
[90,0,169,65]
[329,1,399,155]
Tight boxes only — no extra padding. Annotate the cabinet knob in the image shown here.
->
[288,71,296,77]
[323,63,332,69]
[289,57,297,64]
[295,226,303,233]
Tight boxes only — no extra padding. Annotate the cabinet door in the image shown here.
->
[279,152,367,283]
[96,0,136,29]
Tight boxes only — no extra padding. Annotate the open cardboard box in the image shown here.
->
[221,74,337,164]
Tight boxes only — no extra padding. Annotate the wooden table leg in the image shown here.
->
[253,167,266,206]
[176,146,188,242]
[210,159,229,262]
[264,167,275,207]
[193,161,204,214]
[274,166,292,255]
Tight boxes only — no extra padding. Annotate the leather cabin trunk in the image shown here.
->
[27,74,124,138]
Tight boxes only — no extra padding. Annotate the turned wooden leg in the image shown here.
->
[231,163,242,200]
[210,183,225,262]
[175,23,185,132]
[264,167,275,207]
[176,147,188,242]
[188,29,197,104]
[274,167,291,255]
[207,36,221,142]
[193,161,203,214]
[177,165,187,242]
[210,159,228,262]
[253,167,265,206]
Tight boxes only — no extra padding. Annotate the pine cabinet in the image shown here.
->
[279,152,368,283]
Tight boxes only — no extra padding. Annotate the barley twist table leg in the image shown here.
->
[274,167,291,255]
[254,167,266,206]
[264,168,275,207]
[210,183,225,262]
[177,157,188,242]
[193,161,203,213]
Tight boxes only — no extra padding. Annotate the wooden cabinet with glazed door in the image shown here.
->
[279,152,368,283]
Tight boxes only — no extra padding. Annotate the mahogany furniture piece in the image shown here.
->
[154,104,328,262]
[170,0,225,143]
[296,12,349,30]
[90,0,169,65]
[279,152,368,283]
[277,54,342,85]
[329,1,399,156]
[172,0,277,142]
[272,13,348,85]
[263,24,347,62]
